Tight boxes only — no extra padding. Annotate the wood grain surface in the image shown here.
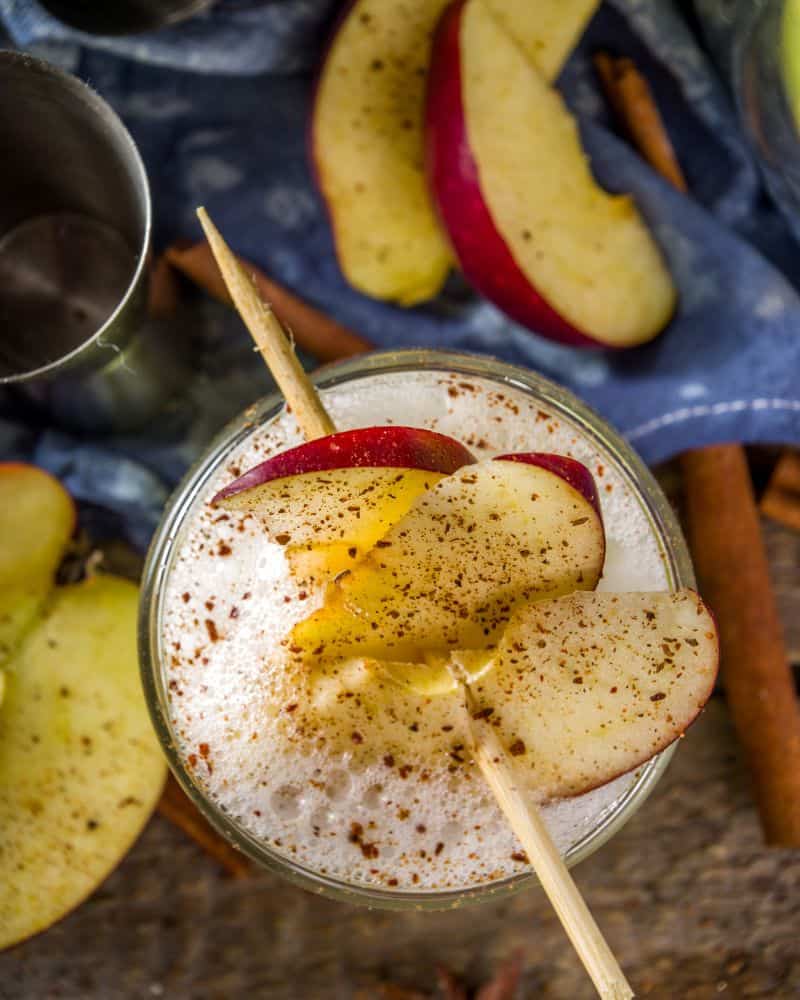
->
[6,520,800,1000]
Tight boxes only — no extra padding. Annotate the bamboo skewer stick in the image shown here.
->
[196,207,335,441]
[196,207,633,1000]
[463,684,632,1000]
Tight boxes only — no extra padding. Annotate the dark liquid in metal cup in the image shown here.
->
[0,214,136,379]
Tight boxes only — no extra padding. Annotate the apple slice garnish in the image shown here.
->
[289,453,604,664]
[214,426,475,582]
[0,463,75,673]
[425,0,676,347]
[464,589,719,799]
[288,589,717,800]
[360,590,718,798]
[311,0,600,305]
[0,574,166,950]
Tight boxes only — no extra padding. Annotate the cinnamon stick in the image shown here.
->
[147,252,184,320]
[761,449,800,532]
[593,53,687,193]
[683,447,800,843]
[596,51,800,845]
[158,775,251,878]
[166,242,372,363]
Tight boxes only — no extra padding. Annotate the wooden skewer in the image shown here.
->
[196,207,335,441]
[461,684,632,1000]
[165,242,372,363]
[196,207,633,1000]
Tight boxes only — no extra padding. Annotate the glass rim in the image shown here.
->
[139,348,694,910]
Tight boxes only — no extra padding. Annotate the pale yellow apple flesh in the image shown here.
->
[289,458,604,664]
[0,464,75,696]
[481,0,598,80]
[445,0,676,345]
[312,0,600,305]
[221,466,448,584]
[467,589,719,798]
[312,0,453,305]
[0,575,166,950]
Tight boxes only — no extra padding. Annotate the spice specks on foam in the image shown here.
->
[161,371,667,890]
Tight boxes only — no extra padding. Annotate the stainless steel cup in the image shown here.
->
[0,50,185,433]
[37,0,214,35]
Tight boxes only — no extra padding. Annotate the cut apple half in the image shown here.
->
[215,426,475,582]
[312,0,601,304]
[426,0,676,347]
[289,453,604,664]
[0,463,75,668]
[0,574,167,950]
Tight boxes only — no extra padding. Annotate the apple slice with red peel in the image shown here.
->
[0,463,75,674]
[311,0,600,305]
[356,590,719,801]
[480,0,599,80]
[495,452,601,517]
[0,574,166,950]
[466,589,719,799]
[289,454,604,664]
[291,589,718,796]
[426,0,676,347]
[215,427,475,582]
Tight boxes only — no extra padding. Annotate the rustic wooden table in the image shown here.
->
[6,515,800,1000]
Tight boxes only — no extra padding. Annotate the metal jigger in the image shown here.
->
[0,51,186,433]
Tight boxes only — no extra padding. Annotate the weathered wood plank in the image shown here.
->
[7,699,800,999]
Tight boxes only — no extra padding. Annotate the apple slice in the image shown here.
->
[289,454,604,664]
[288,590,718,798]
[426,0,676,347]
[0,574,166,950]
[0,463,75,669]
[481,0,599,81]
[215,426,475,582]
[311,0,600,305]
[466,589,719,799]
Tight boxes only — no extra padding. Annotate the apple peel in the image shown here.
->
[426,0,676,348]
[215,427,476,582]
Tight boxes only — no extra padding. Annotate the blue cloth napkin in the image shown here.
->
[1,0,799,550]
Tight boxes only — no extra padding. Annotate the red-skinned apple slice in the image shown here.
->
[289,590,718,799]
[425,0,676,348]
[289,453,604,663]
[311,0,600,305]
[0,463,75,674]
[466,589,719,799]
[214,427,476,581]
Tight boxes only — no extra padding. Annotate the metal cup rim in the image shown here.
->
[0,48,152,385]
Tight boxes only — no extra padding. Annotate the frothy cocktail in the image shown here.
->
[143,353,691,903]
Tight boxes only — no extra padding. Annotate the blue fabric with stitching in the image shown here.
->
[1,0,798,547]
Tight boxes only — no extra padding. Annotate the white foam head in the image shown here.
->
[160,370,669,892]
